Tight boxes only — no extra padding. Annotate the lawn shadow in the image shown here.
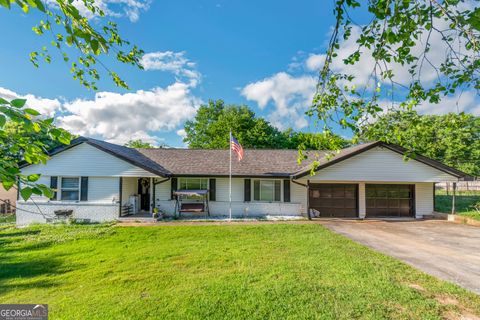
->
[0,229,41,238]
[0,252,81,292]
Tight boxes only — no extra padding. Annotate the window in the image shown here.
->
[61,177,80,201]
[253,180,281,202]
[179,178,208,190]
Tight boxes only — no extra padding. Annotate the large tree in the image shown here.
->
[311,0,479,146]
[0,0,143,199]
[184,100,286,149]
[359,111,480,176]
[183,100,350,150]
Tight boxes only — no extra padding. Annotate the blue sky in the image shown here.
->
[0,1,478,146]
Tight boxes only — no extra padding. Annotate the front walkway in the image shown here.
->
[319,219,480,294]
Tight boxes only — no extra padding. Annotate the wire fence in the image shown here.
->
[436,182,480,195]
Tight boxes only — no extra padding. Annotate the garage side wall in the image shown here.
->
[415,182,434,218]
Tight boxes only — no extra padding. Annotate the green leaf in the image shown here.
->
[24,108,41,116]
[11,98,27,108]
[27,173,41,182]
[0,0,10,9]
[0,115,5,128]
[20,187,33,201]
[2,180,14,191]
[33,0,44,11]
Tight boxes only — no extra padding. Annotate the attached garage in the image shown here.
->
[309,184,358,217]
[366,184,414,217]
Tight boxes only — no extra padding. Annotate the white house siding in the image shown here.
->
[16,202,118,225]
[155,200,302,217]
[21,143,157,177]
[307,147,458,182]
[154,177,304,217]
[415,182,434,217]
[291,182,308,214]
[17,175,121,225]
[121,177,138,206]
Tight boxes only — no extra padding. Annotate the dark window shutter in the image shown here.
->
[80,177,88,201]
[253,180,260,201]
[274,180,281,201]
[209,179,216,201]
[171,178,177,200]
[283,180,291,202]
[50,176,58,200]
[244,179,251,202]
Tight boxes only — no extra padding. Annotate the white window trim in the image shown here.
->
[253,179,282,202]
[178,178,209,190]
[60,177,81,201]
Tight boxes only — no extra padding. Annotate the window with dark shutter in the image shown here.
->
[283,180,291,202]
[50,176,58,200]
[244,179,251,202]
[209,179,216,201]
[171,178,177,200]
[274,180,281,201]
[253,180,260,201]
[80,177,88,201]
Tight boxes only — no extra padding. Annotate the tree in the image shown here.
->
[281,129,351,150]
[1,0,143,89]
[183,100,350,150]
[359,111,480,176]
[1,0,143,199]
[311,0,479,146]
[125,139,157,148]
[184,100,287,149]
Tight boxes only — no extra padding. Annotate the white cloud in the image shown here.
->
[176,129,187,139]
[305,54,326,71]
[0,87,61,117]
[241,72,316,129]
[417,91,480,116]
[46,0,150,22]
[57,82,201,144]
[141,51,201,86]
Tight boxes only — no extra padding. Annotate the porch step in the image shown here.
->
[117,216,157,223]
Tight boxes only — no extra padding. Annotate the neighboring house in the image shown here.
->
[0,185,16,214]
[16,137,471,225]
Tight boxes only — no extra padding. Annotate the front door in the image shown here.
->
[137,178,151,211]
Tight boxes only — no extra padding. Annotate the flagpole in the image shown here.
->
[229,130,232,221]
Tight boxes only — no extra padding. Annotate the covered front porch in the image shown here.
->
[119,177,212,220]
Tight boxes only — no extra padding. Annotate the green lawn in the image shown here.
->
[0,213,16,224]
[435,190,480,221]
[1,223,479,319]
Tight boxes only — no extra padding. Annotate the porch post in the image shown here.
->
[118,177,123,217]
[358,182,366,219]
[149,177,154,215]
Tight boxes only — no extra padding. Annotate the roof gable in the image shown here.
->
[292,141,471,180]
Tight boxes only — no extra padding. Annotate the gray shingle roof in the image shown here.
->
[33,137,471,180]
[138,148,321,177]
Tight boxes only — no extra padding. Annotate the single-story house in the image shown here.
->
[16,137,471,225]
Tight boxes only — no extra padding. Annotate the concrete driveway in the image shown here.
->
[319,219,480,294]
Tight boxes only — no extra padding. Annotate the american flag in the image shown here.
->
[230,135,244,161]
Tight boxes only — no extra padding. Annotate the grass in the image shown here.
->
[0,213,15,224]
[0,223,479,319]
[435,190,480,221]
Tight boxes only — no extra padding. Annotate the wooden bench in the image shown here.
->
[180,203,205,213]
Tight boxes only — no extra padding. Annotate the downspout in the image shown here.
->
[291,178,311,220]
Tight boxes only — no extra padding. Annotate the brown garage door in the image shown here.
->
[309,184,358,217]
[366,184,414,217]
